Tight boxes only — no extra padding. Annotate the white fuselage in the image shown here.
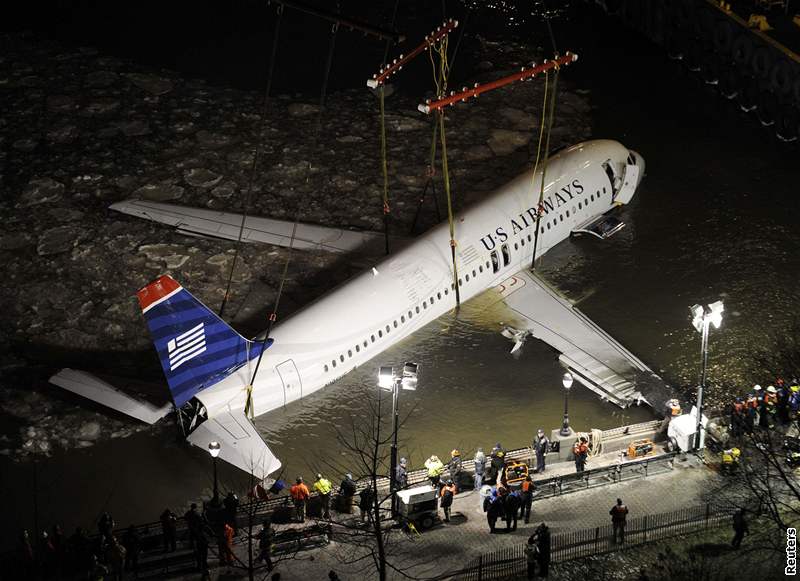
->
[196,140,644,418]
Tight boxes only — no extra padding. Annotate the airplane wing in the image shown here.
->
[49,369,171,424]
[186,408,281,481]
[496,270,670,408]
[110,199,388,254]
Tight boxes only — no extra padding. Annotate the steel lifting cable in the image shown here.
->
[219,2,285,318]
[428,35,461,308]
[245,220,299,419]
[529,68,552,269]
[378,0,401,256]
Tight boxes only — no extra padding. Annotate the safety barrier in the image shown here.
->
[449,502,736,580]
[589,0,800,143]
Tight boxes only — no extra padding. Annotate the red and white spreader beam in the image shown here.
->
[366,19,459,89]
[417,51,579,114]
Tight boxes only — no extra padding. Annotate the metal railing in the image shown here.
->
[450,503,736,580]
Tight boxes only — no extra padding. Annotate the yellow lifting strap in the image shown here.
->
[429,35,461,307]
[379,85,391,255]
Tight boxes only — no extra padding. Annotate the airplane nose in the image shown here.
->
[630,150,645,186]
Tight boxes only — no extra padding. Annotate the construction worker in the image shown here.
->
[745,388,759,432]
[394,457,408,491]
[424,455,444,488]
[483,489,504,533]
[255,518,274,570]
[721,447,741,474]
[573,436,589,473]
[289,477,310,523]
[764,386,778,428]
[358,485,375,524]
[731,509,749,549]
[473,448,486,490]
[666,398,681,417]
[789,381,800,422]
[504,489,521,531]
[730,397,745,439]
[447,449,463,488]
[520,475,534,524]
[440,479,457,522]
[609,498,629,544]
[533,429,549,474]
[776,379,790,425]
[313,473,333,520]
[338,473,356,514]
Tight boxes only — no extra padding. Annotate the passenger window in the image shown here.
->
[423,301,427,308]
[472,269,476,277]
[348,350,352,357]
[501,243,510,266]
[393,320,398,328]
[378,330,383,338]
[566,211,570,218]
[527,234,532,242]
[444,288,449,295]
[578,202,582,209]
[408,311,413,318]
[416,306,420,313]
[485,261,490,270]
[332,360,337,368]
[520,238,525,246]
[324,364,329,372]
[363,340,368,348]
[491,250,500,273]
[371,334,375,342]
[430,296,434,303]
[437,292,442,299]
[540,227,544,234]
[514,243,518,251]
[458,279,463,286]
[479,265,483,273]
[560,215,564,222]
[401,315,405,323]
[465,274,470,282]
[547,223,551,230]
[386,325,390,333]
[340,355,345,362]
[356,345,360,352]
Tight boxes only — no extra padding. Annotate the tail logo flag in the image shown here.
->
[167,322,207,371]
[137,275,272,408]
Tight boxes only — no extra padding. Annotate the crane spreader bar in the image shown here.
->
[417,52,578,114]
[366,19,459,89]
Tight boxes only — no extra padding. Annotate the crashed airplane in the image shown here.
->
[51,139,669,479]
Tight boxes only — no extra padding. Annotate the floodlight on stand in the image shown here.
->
[208,441,221,458]
[401,361,419,390]
[690,304,704,332]
[708,300,724,328]
[378,366,395,390]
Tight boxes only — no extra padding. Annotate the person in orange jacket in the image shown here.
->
[573,437,589,473]
[439,480,457,522]
[218,522,235,567]
[289,477,310,523]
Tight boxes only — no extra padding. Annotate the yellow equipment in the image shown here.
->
[627,439,655,458]
[748,14,773,31]
[721,447,741,473]
[503,460,530,488]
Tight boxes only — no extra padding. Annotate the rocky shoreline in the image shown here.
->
[0,31,592,459]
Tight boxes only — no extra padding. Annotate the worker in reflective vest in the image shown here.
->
[313,474,333,520]
[573,437,589,473]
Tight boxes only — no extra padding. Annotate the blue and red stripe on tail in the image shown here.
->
[137,275,271,408]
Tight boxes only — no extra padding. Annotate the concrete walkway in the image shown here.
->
[173,453,718,580]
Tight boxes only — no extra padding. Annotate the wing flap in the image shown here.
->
[498,270,669,408]
[110,199,386,254]
[49,369,171,424]
[186,409,281,480]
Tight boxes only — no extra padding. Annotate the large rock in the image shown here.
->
[126,73,174,95]
[184,168,223,189]
[36,225,82,256]
[133,182,184,202]
[18,178,64,207]
[486,129,531,156]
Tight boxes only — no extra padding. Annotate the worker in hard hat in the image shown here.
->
[789,381,800,422]
[764,386,778,429]
[721,447,741,474]
[440,479,457,522]
[313,473,333,520]
[447,449,462,490]
[425,455,444,488]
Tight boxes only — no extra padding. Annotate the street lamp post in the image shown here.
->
[560,372,574,437]
[378,362,418,515]
[208,441,221,504]
[689,300,724,451]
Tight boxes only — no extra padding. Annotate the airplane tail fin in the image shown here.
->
[137,275,271,408]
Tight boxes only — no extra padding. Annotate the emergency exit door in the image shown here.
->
[276,359,303,405]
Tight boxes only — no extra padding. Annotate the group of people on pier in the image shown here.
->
[729,378,800,437]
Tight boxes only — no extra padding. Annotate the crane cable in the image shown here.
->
[219,3,284,318]
[378,0,401,256]
[244,219,298,419]
[529,65,560,270]
[428,35,461,308]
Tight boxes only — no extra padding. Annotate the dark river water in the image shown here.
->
[2,2,799,551]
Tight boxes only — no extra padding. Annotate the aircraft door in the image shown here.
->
[276,359,303,405]
[613,163,640,205]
